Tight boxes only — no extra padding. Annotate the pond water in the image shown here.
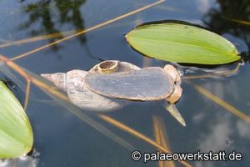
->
[0,0,250,167]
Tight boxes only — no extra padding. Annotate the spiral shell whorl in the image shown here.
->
[41,73,67,91]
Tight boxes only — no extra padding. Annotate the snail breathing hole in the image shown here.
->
[97,60,119,74]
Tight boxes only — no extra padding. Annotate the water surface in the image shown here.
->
[0,0,249,167]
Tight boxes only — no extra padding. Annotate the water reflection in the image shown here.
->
[236,120,250,139]
[195,0,215,14]
[203,0,250,61]
[0,154,39,167]
[19,0,87,51]
[197,113,232,152]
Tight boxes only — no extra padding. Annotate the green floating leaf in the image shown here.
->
[0,81,33,158]
[126,22,241,65]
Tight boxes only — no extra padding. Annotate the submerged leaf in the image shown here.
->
[0,81,33,158]
[126,22,241,65]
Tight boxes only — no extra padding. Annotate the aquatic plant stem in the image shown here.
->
[194,84,250,123]
[0,54,70,109]
[0,54,191,166]
[0,55,32,109]
[11,0,165,61]
[153,116,176,167]
[99,114,192,167]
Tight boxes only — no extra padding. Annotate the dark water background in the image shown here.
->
[0,0,250,167]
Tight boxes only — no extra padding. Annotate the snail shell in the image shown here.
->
[41,60,140,112]
[41,60,182,112]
